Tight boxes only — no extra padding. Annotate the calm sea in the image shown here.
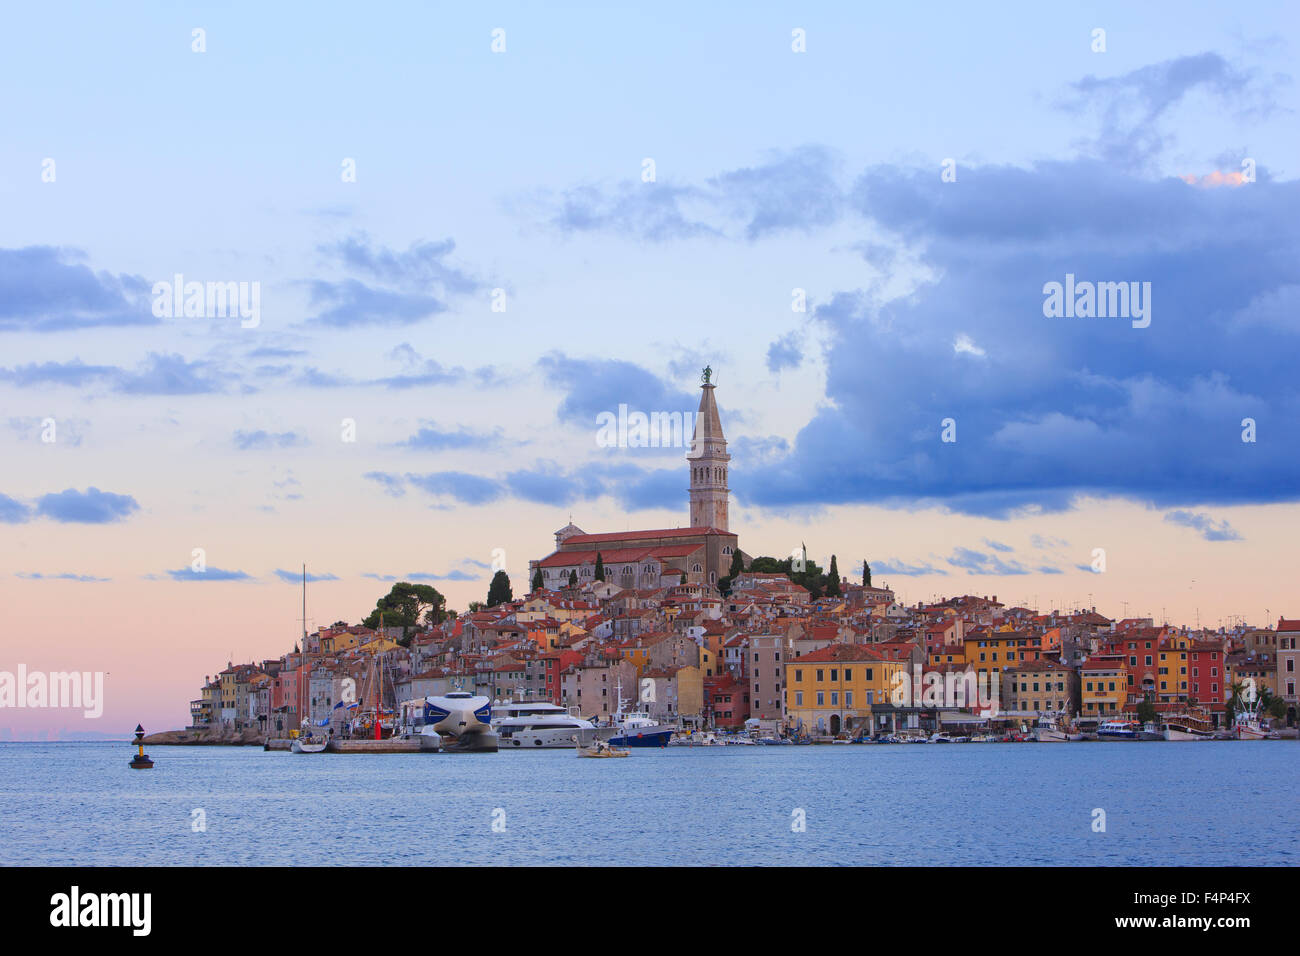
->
[1,741,1295,866]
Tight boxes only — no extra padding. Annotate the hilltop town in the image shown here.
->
[184,574,1300,742]
[179,376,1298,742]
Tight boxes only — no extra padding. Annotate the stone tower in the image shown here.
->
[688,376,730,530]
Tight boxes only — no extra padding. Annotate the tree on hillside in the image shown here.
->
[532,569,543,592]
[486,570,513,607]
[863,561,871,587]
[717,549,745,595]
[826,555,841,597]
[595,553,605,582]
[362,581,446,646]
[739,554,827,600]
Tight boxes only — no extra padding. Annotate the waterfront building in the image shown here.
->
[1004,659,1076,715]
[1278,618,1300,725]
[784,643,907,736]
[1080,659,1128,716]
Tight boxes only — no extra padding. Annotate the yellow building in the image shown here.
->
[785,644,907,736]
[1081,660,1127,716]
[1156,633,1191,701]
[963,632,1042,685]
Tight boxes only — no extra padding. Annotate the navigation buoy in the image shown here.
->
[129,724,154,769]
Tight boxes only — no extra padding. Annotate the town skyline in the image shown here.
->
[3,3,1299,736]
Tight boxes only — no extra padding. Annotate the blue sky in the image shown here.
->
[1,1,1298,730]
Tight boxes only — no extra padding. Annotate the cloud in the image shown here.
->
[873,558,948,577]
[0,246,154,332]
[0,353,223,395]
[35,487,139,524]
[364,472,407,498]
[982,538,1014,553]
[363,568,483,583]
[538,352,698,428]
[273,569,339,583]
[234,429,308,450]
[766,332,804,373]
[164,567,253,582]
[1062,53,1264,170]
[404,471,505,506]
[946,547,1030,576]
[15,572,110,582]
[536,146,842,242]
[397,423,502,451]
[1163,510,1242,541]
[736,153,1300,518]
[0,359,120,387]
[0,494,32,523]
[306,235,482,328]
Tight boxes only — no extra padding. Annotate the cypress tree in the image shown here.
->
[595,552,605,581]
[486,570,513,607]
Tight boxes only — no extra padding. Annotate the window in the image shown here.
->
[816,692,824,706]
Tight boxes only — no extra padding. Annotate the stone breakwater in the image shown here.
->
[142,728,265,746]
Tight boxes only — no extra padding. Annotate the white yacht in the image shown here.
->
[493,701,616,749]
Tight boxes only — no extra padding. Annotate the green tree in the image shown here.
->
[568,569,578,588]
[486,570,513,607]
[826,555,841,597]
[1260,686,1286,720]
[863,560,871,587]
[1136,694,1157,725]
[739,554,826,600]
[362,581,446,646]
[594,553,605,582]
[1225,681,1247,724]
[466,601,483,613]
[717,549,745,595]
[532,568,543,592]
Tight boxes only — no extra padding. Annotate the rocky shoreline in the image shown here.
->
[142,728,266,746]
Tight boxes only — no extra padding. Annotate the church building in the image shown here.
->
[529,373,748,592]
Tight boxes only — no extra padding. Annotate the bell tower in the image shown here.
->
[688,367,730,531]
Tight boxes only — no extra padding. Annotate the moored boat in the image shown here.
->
[1032,714,1069,743]
[494,701,612,749]
[1097,719,1141,740]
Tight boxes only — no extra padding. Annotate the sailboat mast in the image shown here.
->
[300,563,307,731]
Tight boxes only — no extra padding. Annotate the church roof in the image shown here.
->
[563,526,731,545]
[536,543,703,568]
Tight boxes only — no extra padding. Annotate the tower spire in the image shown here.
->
[688,369,730,531]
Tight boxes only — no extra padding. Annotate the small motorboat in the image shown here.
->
[574,735,629,758]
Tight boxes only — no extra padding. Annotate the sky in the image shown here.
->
[1,1,1298,736]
